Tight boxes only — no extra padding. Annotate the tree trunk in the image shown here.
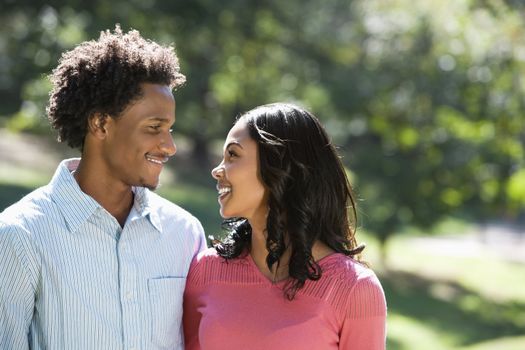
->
[378,235,389,268]
[192,132,211,168]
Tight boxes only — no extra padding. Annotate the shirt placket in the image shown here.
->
[118,221,142,350]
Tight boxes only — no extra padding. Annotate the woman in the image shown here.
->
[183,103,386,349]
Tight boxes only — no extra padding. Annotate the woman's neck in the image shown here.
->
[249,226,291,282]
[249,226,336,281]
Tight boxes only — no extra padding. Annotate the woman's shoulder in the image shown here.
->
[193,247,250,266]
[187,247,254,286]
[315,253,387,318]
[194,247,220,263]
[187,248,219,282]
[319,253,377,283]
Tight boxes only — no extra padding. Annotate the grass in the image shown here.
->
[377,233,525,350]
[1,129,524,350]
[387,313,453,350]
[461,336,525,350]
[386,235,525,302]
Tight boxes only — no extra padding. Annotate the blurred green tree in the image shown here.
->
[1,0,524,260]
[338,0,525,260]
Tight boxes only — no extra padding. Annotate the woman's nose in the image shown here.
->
[211,163,224,179]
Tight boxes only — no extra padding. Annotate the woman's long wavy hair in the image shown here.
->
[215,103,364,300]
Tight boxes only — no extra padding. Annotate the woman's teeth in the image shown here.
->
[218,187,231,195]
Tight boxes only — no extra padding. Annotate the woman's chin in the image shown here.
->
[219,208,232,219]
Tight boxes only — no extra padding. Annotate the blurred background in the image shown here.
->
[1,0,524,349]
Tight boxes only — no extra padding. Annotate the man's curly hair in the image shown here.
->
[46,25,186,150]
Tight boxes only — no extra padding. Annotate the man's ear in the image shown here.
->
[87,113,109,139]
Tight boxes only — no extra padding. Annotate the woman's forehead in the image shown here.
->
[225,120,250,143]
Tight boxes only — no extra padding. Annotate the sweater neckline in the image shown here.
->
[244,251,344,286]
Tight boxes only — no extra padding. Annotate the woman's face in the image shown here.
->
[211,120,269,228]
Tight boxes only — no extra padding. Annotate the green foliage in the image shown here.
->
[6,76,52,133]
[507,169,525,210]
[1,0,525,250]
[338,0,525,245]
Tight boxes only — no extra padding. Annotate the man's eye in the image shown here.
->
[150,125,161,131]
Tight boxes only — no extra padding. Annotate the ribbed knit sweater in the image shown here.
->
[183,248,387,350]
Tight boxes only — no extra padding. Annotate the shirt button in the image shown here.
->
[126,292,133,300]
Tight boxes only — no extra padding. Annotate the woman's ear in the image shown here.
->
[87,113,109,139]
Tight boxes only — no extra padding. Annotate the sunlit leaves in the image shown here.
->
[507,169,525,209]
[1,0,525,244]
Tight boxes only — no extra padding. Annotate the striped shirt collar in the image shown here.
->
[131,186,163,233]
[49,158,162,234]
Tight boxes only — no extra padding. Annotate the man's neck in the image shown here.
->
[73,160,134,228]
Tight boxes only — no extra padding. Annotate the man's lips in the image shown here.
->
[146,154,169,165]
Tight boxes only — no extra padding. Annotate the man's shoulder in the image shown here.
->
[0,186,54,250]
[147,190,199,222]
[146,191,206,251]
[0,185,53,228]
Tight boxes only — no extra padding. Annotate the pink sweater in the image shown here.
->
[183,248,387,350]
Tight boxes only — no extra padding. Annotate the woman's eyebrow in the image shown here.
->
[225,141,243,150]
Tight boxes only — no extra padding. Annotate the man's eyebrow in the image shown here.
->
[146,116,171,123]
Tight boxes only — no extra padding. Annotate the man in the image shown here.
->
[0,26,206,349]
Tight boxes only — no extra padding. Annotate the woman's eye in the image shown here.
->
[228,150,237,157]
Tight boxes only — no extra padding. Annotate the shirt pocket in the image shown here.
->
[148,277,187,349]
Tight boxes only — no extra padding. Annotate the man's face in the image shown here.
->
[100,83,176,190]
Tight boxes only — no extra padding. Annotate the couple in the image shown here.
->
[0,27,386,350]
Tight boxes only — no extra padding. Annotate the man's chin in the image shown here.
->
[138,177,160,191]
[145,181,160,191]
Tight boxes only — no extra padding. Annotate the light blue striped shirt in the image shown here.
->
[0,158,207,350]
